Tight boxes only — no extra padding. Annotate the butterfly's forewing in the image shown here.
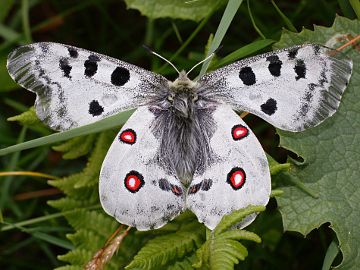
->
[199,44,352,131]
[99,106,185,230]
[7,42,168,131]
[186,105,271,230]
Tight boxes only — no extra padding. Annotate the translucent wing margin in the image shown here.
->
[7,42,168,131]
[99,106,185,230]
[198,44,352,131]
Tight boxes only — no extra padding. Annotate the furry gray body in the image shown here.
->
[149,72,218,185]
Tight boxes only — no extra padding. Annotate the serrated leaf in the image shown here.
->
[213,205,265,235]
[194,238,248,270]
[52,134,96,159]
[124,0,226,21]
[166,254,197,270]
[126,222,204,270]
[193,208,262,270]
[273,16,360,270]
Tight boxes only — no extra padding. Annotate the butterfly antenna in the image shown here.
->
[142,45,180,75]
[186,46,222,76]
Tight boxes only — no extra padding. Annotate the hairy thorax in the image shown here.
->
[149,71,217,186]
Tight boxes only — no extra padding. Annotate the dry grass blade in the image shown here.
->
[85,226,131,270]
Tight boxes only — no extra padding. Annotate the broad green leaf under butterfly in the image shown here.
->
[274,16,360,270]
[124,0,226,21]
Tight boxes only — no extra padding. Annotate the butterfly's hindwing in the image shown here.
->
[7,42,168,131]
[186,105,271,230]
[99,106,185,231]
[199,44,352,131]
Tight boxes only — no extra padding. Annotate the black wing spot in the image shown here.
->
[159,178,171,191]
[188,179,213,195]
[68,47,78,58]
[201,179,213,191]
[294,59,306,80]
[89,100,104,116]
[288,47,299,59]
[89,54,100,62]
[239,66,256,86]
[84,55,100,77]
[111,67,130,86]
[59,58,72,78]
[261,98,277,115]
[171,185,183,196]
[39,43,49,53]
[188,183,202,195]
[266,55,282,77]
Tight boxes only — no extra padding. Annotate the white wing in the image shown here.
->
[198,44,352,131]
[99,106,185,230]
[7,42,168,131]
[186,105,271,230]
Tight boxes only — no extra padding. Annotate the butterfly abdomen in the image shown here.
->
[149,92,217,185]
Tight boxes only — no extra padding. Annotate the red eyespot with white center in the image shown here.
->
[124,171,144,193]
[119,129,136,145]
[226,167,246,190]
[231,125,249,141]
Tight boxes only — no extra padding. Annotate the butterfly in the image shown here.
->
[7,42,352,230]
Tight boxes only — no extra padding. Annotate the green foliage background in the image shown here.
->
[0,0,359,269]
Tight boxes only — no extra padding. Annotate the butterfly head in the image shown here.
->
[167,71,199,119]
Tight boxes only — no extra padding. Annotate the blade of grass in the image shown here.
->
[198,0,244,77]
[157,13,211,73]
[212,39,275,68]
[349,0,360,19]
[145,18,155,46]
[0,0,15,23]
[0,109,134,156]
[21,0,32,43]
[31,231,74,249]
[270,0,297,32]
[0,23,21,41]
[338,0,357,19]
[0,127,27,210]
[171,21,183,43]
[247,0,266,39]
[0,204,101,231]
[322,240,339,270]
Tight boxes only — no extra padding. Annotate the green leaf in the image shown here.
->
[124,0,225,21]
[193,207,263,269]
[322,241,340,270]
[52,134,96,160]
[166,254,197,270]
[126,222,204,270]
[213,205,265,235]
[7,107,41,125]
[274,16,360,270]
